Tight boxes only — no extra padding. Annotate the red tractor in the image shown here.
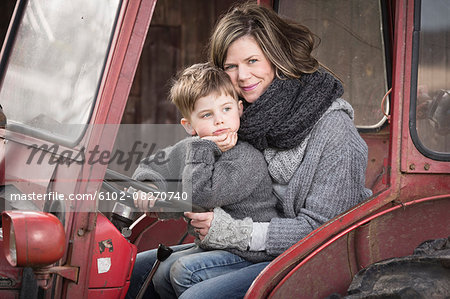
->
[0,0,448,298]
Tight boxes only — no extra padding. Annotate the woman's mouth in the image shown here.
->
[241,82,259,92]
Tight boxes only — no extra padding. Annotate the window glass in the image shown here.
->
[415,0,450,154]
[0,0,120,144]
[277,0,389,128]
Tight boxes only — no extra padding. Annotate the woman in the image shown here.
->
[126,3,372,298]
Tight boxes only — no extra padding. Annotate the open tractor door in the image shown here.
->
[0,0,449,298]
[0,0,159,297]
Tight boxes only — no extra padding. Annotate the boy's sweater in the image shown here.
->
[133,138,279,260]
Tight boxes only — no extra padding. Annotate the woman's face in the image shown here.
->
[223,35,275,104]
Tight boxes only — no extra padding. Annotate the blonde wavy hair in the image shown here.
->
[209,2,320,79]
[169,63,238,118]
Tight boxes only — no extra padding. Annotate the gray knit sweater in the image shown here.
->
[264,99,372,256]
[203,99,373,262]
[132,137,279,233]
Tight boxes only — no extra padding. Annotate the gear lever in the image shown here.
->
[136,244,174,299]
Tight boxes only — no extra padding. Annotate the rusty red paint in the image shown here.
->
[246,1,449,297]
[0,0,448,297]
[88,214,136,291]
[268,196,450,298]
[63,0,157,297]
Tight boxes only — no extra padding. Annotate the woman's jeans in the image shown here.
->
[125,243,269,299]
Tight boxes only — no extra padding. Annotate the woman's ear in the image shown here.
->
[238,100,244,117]
[181,118,196,135]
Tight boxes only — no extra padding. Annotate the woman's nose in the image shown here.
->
[238,65,251,81]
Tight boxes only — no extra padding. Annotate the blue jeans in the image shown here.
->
[178,260,270,299]
[125,243,268,298]
[126,243,198,299]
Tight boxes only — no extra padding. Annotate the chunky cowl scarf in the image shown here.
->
[238,70,344,151]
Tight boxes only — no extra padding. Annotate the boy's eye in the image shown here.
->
[201,113,211,118]
[223,107,232,112]
[249,59,257,64]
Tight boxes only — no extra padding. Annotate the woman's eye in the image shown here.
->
[224,65,236,71]
[249,59,257,64]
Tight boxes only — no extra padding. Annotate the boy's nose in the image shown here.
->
[214,115,224,125]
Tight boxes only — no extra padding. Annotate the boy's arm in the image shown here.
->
[132,140,188,218]
[183,139,267,209]
[132,139,187,190]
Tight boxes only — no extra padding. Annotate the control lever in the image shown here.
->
[136,244,173,299]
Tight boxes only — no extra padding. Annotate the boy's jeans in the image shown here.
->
[125,243,266,299]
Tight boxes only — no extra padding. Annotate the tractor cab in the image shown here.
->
[0,0,448,298]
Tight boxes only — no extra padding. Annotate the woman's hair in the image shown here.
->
[209,2,319,79]
[169,62,238,118]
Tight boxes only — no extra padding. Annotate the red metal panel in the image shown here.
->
[361,132,390,194]
[3,138,57,203]
[88,285,129,299]
[0,239,22,294]
[132,217,191,253]
[397,0,450,174]
[269,236,353,298]
[266,195,450,298]
[88,214,136,289]
[64,0,157,297]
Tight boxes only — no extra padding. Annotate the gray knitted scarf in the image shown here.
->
[238,70,344,151]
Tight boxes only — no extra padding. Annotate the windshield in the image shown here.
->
[413,0,450,159]
[0,0,121,145]
[277,0,389,129]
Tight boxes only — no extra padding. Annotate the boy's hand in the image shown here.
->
[128,186,159,213]
[202,131,237,152]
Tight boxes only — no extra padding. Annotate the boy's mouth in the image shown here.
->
[213,128,229,136]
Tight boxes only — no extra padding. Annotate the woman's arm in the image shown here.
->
[193,111,371,254]
[265,111,371,255]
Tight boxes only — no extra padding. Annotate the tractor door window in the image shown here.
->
[276,0,390,129]
[0,0,121,145]
[413,0,450,159]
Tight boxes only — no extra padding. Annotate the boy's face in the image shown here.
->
[181,93,243,138]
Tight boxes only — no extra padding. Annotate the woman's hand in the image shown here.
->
[202,131,238,152]
[184,211,214,240]
[188,207,253,251]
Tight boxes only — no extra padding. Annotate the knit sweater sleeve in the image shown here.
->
[265,111,372,256]
[183,139,268,209]
[132,138,188,191]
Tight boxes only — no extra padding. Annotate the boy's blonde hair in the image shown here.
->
[170,63,238,119]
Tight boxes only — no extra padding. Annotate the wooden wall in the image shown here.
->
[122,0,252,125]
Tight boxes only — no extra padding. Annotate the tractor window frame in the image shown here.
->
[409,0,450,161]
[274,0,392,132]
[0,0,122,148]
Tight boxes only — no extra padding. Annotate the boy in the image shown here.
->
[132,63,278,259]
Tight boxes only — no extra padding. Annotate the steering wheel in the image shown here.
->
[103,169,206,213]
